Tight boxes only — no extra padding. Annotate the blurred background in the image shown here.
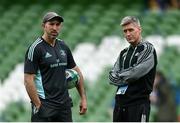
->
[0,0,180,121]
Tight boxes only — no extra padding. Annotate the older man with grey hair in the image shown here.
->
[120,16,141,26]
[109,16,157,122]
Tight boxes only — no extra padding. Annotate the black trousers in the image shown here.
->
[113,102,150,122]
[31,103,72,122]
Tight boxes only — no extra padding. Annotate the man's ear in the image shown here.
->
[42,23,45,28]
[138,26,142,32]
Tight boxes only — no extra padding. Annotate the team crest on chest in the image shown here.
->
[60,50,66,56]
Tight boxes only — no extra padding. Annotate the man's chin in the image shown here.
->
[50,35,58,39]
[127,40,134,43]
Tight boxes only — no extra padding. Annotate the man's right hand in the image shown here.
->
[33,101,41,114]
[35,101,41,109]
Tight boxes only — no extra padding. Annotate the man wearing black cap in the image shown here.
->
[109,16,157,122]
[24,12,87,122]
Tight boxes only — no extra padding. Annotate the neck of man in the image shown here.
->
[131,36,142,47]
[42,34,56,47]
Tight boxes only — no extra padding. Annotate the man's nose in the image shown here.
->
[126,31,131,36]
[52,25,58,30]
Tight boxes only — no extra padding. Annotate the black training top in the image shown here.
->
[109,40,157,106]
[24,37,76,109]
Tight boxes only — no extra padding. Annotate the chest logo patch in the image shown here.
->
[45,52,52,58]
[60,50,66,56]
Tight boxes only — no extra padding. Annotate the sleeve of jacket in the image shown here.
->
[117,43,156,83]
[109,52,126,86]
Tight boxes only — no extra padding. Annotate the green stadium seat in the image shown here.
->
[142,16,158,27]
[84,11,99,19]
[3,11,18,20]
[10,4,23,13]
[100,17,115,25]
[70,4,82,12]
[130,3,143,11]
[159,23,174,36]
[124,10,141,18]
[163,17,178,27]
[165,10,180,19]
[47,4,64,13]
[11,26,27,38]
[0,53,3,63]
[0,5,4,13]
[0,25,7,35]
[142,25,154,36]
[0,18,13,28]
[82,11,99,25]
[28,4,44,13]
[105,10,120,19]
[145,11,160,19]
[117,0,130,8]
[110,3,123,11]
[89,4,103,12]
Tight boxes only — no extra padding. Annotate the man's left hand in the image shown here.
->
[79,98,87,115]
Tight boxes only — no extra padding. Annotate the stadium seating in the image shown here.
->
[0,1,180,122]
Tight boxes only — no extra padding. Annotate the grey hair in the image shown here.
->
[120,16,141,27]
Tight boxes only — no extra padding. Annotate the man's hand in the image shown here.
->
[109,70,126,86]
[32,101,42,114]
[109,70,120,83]
[35,101,42,109]
[72,66,87,115]
[79,98,87,115]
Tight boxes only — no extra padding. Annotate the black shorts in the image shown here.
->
[113,102,150,122]
[31,103,72,122]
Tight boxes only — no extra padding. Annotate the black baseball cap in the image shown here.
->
[42,12,64,23]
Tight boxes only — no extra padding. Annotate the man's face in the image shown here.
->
[43,20,62,39]
[122,23,141,46]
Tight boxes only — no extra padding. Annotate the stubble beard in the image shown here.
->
[48,32,59,40]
